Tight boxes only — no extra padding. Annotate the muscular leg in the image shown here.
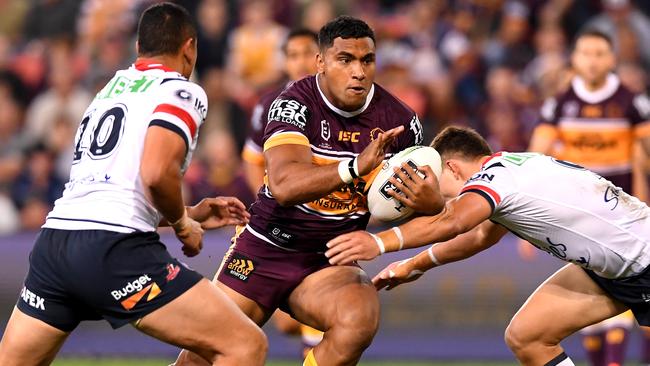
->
[288,265,380,366]
[0,307,69,366]
[505,264,628,366]
[174,276,274,366]
[137,279,267,366]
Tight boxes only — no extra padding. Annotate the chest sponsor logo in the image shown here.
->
[226,253,256,282]
[468,173,495,183]
[20,286,45,310]
[268,99,309,130]
[338,131,361,142]
[321,120,331,141]
[111,274,162,311]
[581,105,603,118]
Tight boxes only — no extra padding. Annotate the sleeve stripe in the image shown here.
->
[460,189,496,214]
[461,184,501,204]
[153,104,197,138]
[263,132,309,151]
[149,119,189,154]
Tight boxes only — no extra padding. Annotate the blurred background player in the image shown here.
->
[0,3,266,365]
[175,16,440,366]
[241,27,324,357]
[527,29,650,366]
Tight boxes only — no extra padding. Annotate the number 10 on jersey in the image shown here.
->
[73,104,127,163]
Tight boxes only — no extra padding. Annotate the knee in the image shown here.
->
[504,318,533,356]
[230,326,268,363]
[333,302,380,349]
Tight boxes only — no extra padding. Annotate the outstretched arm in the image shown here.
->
[372,220,508,290]
[325,191,494,264]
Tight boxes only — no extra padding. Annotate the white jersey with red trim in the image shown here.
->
[43,60,207,233]
[460,152,650,279]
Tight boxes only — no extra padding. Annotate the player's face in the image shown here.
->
[317,37,376,111]
[285,36,319,81]
[571,36,615,85]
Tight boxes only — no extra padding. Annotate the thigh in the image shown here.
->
[135,279,263,361]
[510,264,628,343]
[0,307,69,366]
[286,265,379,331]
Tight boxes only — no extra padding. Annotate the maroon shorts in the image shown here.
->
[216,228,354,312]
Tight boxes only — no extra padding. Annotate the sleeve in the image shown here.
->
[458,161,515,215]
[533,97,560,142]
[262,96,311,151]
[403,113,424,148]
[628,93,650,138]
[241,102,266,166]
[147,81,207,153]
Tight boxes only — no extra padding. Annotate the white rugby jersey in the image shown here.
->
[43,60,207,233]
[460,152,650,279]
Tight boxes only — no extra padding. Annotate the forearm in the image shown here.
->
[143,165,185,226]
[269,160,348,206]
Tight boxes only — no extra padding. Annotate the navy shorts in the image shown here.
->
[17,228,203,331]
[584,266,650,326]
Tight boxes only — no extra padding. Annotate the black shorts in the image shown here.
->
[17,228,203,331]
[584,266,650,326]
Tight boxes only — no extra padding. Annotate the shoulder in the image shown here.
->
[156,77,207,122]
[277,75,317,103]
[372,83,416,118]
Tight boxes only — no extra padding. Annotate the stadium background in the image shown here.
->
[1,0,650,364]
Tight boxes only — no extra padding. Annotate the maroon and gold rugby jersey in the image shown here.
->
[241,84,287,168]
[246,75,423,252]
[534,74,650,191]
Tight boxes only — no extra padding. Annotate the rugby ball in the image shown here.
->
[367,146,442,222]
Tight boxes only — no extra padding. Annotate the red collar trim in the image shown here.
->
[481,151,503,167]
[134,59,175,72]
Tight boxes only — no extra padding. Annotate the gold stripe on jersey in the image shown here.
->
[634,121,650,138]
[554,120,634,167]
[242,146,265,166]
[533,123,559,141]
[263,132,310,151]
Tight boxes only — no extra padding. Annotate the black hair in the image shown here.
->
[283,28,318,54]
[137,2,197,57]
[574,29,614,50]
[318,16,375,51]
[430,126,493,161]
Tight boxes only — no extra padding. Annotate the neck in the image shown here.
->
[136,55,185,76]
[582,75,608,92]
[317,74,364,112]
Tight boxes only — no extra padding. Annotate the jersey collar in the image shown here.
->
[133,59,176,73]
[571,73,620,104]
[316,73,375,118]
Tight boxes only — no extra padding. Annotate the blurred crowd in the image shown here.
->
[1,0,649,234]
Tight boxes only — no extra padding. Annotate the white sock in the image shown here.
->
[545,352,575,366]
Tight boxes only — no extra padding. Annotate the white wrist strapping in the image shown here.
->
[371,233,385,254]
[427,244,441,266]
[338,159,354,184]
[352,157,360,177]
[392,227,404,250]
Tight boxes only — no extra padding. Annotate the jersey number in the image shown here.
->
[72,104,127,163]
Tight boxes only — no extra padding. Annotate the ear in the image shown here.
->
[135,40,140,55]
[316,52,325,74]
[446,160,463,181]
[182,38,194,59]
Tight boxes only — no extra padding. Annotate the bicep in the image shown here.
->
[141,126,186,177]
[264,144,312,181]
[444,192,495,233]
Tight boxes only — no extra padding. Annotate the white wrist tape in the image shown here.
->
[338,159,354,184]
[427,244,441,266]
[392,227,405,250]
[352,157,360,177]
[371,233,385,254]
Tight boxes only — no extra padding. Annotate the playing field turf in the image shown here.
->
[49,359,598,366]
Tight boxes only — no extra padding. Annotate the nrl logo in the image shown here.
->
[321,120,330,141]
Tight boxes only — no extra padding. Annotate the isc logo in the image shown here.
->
[338,131,360,142]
